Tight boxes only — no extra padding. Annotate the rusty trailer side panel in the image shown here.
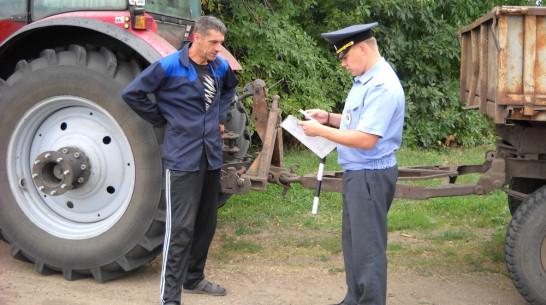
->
[459,6,546,124]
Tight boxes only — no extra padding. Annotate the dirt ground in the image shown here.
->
[0,236,530,305]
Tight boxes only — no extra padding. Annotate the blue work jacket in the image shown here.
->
[122,43,239,171]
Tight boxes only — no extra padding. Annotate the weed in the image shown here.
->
[328,267,345,275]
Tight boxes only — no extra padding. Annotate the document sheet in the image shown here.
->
[281,115,337,159]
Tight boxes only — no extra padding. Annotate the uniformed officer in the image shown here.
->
[298,22,405,305]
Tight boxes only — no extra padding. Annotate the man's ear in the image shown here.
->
[353,42,366,55]
[358,42,368,55]
[193,32,201,43]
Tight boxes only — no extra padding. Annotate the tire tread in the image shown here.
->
[505,185,546,305]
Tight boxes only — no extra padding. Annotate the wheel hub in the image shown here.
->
[32,147,90,196]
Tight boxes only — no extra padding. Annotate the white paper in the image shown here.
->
[281,115,337,159]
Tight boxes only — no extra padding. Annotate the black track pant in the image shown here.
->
[160,162,220,305]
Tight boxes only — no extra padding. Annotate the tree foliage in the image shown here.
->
[203,0,541,148]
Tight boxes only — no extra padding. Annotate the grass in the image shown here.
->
[211,144,512,276]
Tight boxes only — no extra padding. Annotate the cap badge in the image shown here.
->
[336,41,355,55]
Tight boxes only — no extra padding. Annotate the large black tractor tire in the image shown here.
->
[508,177,546,215]
[505,185,546,304]
[0,45,165,281]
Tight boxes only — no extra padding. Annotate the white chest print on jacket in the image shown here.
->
[203,75,216,111]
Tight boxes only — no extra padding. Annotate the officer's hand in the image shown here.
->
[305,109,329,124]
[297,120,322,137]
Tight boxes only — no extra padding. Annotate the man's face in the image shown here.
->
[194,29,225,62]
[341,43,366,76]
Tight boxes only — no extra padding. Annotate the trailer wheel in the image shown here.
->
[508,177,546,215]
[0,45,165,281]
[505,185,546,304]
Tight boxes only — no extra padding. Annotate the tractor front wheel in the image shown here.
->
[0,45,164,281]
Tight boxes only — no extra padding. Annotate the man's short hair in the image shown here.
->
[363,37,378,50]
[194,16,227,36]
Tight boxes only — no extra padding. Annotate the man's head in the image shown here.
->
[189,16,227,64]
[321,23,381,76]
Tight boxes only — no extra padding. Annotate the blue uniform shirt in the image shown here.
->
[338,58,405,171]
[122,43,239,171]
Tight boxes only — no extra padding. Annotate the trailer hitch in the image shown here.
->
[220,78,296,195]
[220,80,515,202]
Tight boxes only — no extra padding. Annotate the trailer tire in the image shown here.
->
[0,45,165,281]
[508,177,546,215]
[505,185,546,304]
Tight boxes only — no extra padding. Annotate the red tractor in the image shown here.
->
[0,0,249,281]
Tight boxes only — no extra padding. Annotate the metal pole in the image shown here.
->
[312,157,326,215]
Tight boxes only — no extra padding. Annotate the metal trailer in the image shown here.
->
[458,6,546,304]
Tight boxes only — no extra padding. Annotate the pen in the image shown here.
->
[299,109,317,122]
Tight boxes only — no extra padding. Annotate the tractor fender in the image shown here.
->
[0,14,176,78]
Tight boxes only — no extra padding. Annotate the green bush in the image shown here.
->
[203,0,540,148]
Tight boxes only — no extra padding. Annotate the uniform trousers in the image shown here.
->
[160,155,220,305]
[341,166,398,305]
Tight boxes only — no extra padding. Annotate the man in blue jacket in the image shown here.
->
[122,16,238,305]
